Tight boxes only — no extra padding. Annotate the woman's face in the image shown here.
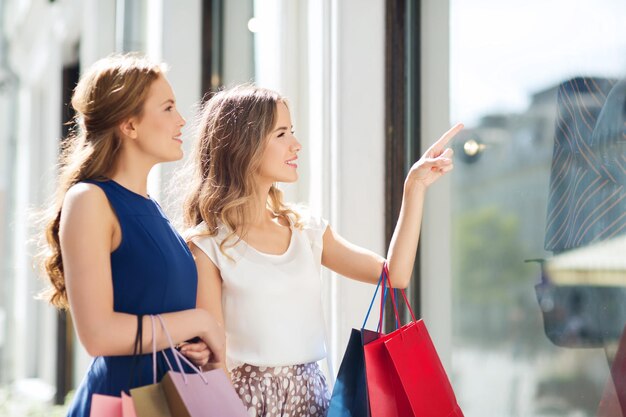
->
[257,101,302,185]
[132,75,186,163]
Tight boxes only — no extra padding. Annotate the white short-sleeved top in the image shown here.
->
[191,213,328,371]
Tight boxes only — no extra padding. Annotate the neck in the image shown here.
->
[108,148,156,198]
[245,181,274,227]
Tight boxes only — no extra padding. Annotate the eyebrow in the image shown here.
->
[161,99,175,106]
[272,125,293,133]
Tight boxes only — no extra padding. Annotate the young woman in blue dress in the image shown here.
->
[40,54,223,417]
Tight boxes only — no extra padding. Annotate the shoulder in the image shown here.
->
[187,221,224,265]
[60,182,115,238]
[186,221,221,243]
[290,205,328,232]
[63,182,111,215]
[289,205,328,252]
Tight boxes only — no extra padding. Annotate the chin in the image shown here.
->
[284,175,299,183]
[169,149,184,162]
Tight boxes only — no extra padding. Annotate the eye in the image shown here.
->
[165,106,174,112]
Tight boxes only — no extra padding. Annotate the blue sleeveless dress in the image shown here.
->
[67,179,197,417]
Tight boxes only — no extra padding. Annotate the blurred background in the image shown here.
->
[0,0,625,416]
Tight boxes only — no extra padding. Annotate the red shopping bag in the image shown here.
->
[363,327,414,417]
[363,273,414,417]
[385,316,463,415]
[328,269,392,417]
[364,264,464,417]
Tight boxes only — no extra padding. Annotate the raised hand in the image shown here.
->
[406,123,463,188]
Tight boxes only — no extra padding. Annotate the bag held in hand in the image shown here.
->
[364,264,464,417]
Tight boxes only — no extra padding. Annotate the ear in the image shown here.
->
[119,117,139,139]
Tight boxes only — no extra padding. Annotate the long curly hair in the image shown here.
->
[182,85,302,256]
[40,54,163,309]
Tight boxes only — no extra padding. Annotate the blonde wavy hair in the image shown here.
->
[183,85,302,256]
[40,54,164,309]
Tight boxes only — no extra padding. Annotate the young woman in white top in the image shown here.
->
[181,85,462,417]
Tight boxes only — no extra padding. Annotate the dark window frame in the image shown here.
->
[201,0,224,96]
[384,0,421,332]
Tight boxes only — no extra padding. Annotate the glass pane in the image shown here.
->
[450,1,626,415]
[222,0,255,85]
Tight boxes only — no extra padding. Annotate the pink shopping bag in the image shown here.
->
[121,392,137,417]
[90,394,122,417]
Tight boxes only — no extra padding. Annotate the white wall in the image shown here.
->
[327,0,386,367]
[4,0,82,394]
[80,0,116,68]
[252,0,310,205]
[158,0,202,210]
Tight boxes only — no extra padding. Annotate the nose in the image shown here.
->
[177,110,186,127]
[290,136,302,152]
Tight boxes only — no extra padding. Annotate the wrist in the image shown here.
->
[403,179,427,195]
[194,308,211,339]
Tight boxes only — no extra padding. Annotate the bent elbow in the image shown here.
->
[78,332,109,357]
[386,268,410,289]
[81,336,105,357]
[391,279,410,290]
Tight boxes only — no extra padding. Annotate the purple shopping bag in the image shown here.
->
[153,315,249,417]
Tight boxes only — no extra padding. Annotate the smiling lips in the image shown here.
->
[286,157,298,168]
[173,133,182,143]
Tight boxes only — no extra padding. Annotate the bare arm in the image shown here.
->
[60,183,224,360]
[386,123,461,287]
[321,123,463,288]
[321,226,385,285]
[189,242,229,376]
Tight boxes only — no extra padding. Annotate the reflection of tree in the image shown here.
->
[453,206,537,350]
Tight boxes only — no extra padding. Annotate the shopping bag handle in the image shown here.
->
[156,315,211,385]
[379,264,401,332]
[361,272,383,329]
[383,263,417,323]
[148,315,210,385]
[362,262,418,331]
[362,262,401,331]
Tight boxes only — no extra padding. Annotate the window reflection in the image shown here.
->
[450,1,626,415]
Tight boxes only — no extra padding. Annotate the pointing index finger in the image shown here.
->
[433,123,464,150]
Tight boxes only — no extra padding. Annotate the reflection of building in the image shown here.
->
[544,77,625,253]
[453,83,559,254]
[450,81,593,346]
[545,235,626,286]
[452,76,626,413]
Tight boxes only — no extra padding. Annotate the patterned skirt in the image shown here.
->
[231,362,331,417]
